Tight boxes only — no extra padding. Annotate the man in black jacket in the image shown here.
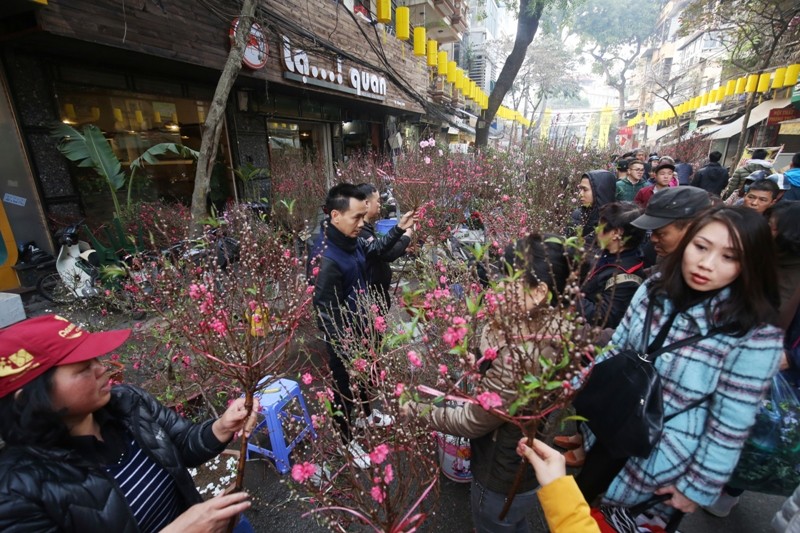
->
[357,183,413,311]
[691,151,730,196]
[310,183,416,467]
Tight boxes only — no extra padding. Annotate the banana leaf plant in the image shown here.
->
[52,123,200,220]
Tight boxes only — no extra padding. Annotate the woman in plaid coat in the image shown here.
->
[577,206,784,519]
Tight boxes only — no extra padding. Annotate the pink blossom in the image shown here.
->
[483,347,498,361]
[302,372,313,385]
[188,283,206,300]
[443,324,468,348]
[209,318,227,336]
[419,139,430,149]
[394,382,405,397]
[371,485,386,503]
[353,358,368,372]
[283,249,291,259]
[370,443,390,464]
[374,316,387,333]
[438,149,443,156]
[477,391,503,410]
[501,194,510,201]
[305,285,314,294]
[407,350,423,368]
[438,364,448,375]
[312,266,320,276]
[311,414,326,429]
[428,137,436,147]
[291,462,317,483]
[439,275,447,284]
[424,156,431,165]
[384,464,394,483]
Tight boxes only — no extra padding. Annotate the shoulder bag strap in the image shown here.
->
[652,326,723,421]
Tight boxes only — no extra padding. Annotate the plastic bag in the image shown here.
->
[729,373,800,496]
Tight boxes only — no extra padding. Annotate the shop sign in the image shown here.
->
[768,107,799,125]
[280,36,386,101]
[780,121,800,135]
[230,19,269,70]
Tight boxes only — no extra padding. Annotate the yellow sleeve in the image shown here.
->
[537,476,600,533]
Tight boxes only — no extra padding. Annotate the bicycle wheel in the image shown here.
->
[36,272,79,304]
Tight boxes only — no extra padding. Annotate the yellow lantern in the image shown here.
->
[785,64,800,87]
[745,74,758,92]
[396,7,410,40]
[447,61,457,83]
[413,27,426,55]
[437,51,448,76]
[701,93,709,106]
[725,79,736,96]
[427,40,437,67]
[757,72,771,92]
[735,77,746,94]
[772,67,786,89]
[376,0,391,24]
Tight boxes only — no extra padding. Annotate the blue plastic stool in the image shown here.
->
[245,376,316,474]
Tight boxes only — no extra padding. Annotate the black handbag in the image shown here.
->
[573,299,718,459]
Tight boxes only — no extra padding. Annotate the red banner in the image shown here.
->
[768,107,799,126]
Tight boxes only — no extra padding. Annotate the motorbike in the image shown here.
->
[36,221,102,304]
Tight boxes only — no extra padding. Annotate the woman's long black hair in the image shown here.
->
[0,368,72,448]
[651,206,779,336]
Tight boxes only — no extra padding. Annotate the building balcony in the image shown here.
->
[403,0,468,43]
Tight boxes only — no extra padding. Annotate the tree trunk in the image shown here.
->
[475,0,545,148]
[190,0,257,231]
[731,90,757,168]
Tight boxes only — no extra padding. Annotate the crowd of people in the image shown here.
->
[2,148,800,533]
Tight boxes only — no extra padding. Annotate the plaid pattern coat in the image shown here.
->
[584,281,783,508]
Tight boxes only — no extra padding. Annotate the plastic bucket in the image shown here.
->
[435,431,473,483]
[375,218,398,236]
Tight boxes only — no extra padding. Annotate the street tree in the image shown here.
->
[489,32,580,143]
[570,0,659,124]
[678,0,800,165]
[189,0,257,229]
[476,0,547,147]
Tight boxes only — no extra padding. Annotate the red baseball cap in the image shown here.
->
[0,314,131,398]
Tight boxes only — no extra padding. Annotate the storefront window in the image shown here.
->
[55,87,233,223]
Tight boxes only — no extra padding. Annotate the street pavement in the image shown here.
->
[242,457,786,532]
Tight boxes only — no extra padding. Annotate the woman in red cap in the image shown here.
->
[0,315,257,532]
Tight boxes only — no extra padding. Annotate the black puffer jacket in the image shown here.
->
[359,221,411,309]
[691,161,729,196]
[569,170,618,243]
[0,385,227,532]
[578,248,645,328]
